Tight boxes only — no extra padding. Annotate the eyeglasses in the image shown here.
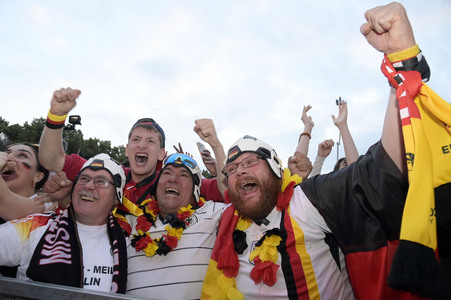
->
[223,155,262,177]
[164,154,198,170]
[77,175,114,189]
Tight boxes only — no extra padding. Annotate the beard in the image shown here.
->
[228,173,282,220]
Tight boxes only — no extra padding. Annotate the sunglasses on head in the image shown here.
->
[164,154,198,170]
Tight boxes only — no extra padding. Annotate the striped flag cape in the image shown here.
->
[382,57,451,299]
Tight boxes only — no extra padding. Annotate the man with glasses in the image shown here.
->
[0,153,128,293]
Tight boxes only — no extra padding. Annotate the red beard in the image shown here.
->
[228,173,281,220]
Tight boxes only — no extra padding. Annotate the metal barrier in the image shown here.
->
[0,276,149,300]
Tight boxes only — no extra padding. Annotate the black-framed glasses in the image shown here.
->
[77,175,114,189]
[223,155,263,177]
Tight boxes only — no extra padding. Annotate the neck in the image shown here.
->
[75,215,108,226]
[130,169,156,184]
[14,185,36,198]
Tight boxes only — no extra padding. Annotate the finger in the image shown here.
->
[360,23,372,37]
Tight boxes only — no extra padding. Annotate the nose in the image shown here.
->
[137,139,147,148]
[235,162,247,176]
[167,173,179,182]
[84,178,96,189]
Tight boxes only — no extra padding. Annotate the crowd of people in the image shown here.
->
[1,2,450,299]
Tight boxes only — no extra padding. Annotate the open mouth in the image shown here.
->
[2,169,14,175]
[79,191,97,202]
[165,188,180,196]
[1,167,16,180]
[240,181,258,195]
[135,153,148,166]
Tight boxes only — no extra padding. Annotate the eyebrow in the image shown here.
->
[7,148,33,156]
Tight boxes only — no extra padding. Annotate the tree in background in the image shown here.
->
[0,116,125,163]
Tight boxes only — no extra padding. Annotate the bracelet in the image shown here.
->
[299,131,311,141]
[46,109,68,129]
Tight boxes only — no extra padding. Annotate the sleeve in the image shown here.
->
[63,154,87,181]
[300,141,408,253]
[0,222,22,266]
[200,178,224,202]
[309,155,326,177]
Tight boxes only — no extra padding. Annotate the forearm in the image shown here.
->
[39,126,66,172]
[309,155,325,177]
[209,141,227,197]
[295,124,313,155]
[381,88,406,174]
[0,180,44,221]
[337,124,359,164]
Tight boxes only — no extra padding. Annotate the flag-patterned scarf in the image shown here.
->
[381,56,451,299]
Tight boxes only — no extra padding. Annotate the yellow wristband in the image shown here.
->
[47,109,68,123]
[387,44,420,62]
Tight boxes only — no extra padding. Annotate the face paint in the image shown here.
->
[21,162,32,170]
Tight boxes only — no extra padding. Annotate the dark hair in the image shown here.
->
[128,118,166,148]
[333,157,347,172]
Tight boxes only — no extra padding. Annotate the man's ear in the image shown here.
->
[124,144,129,159]
[158,148,166,161]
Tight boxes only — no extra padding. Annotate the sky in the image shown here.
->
[1,0,450,174]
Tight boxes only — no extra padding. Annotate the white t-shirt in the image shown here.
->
[77,222,114,291]
[126,200,227,299]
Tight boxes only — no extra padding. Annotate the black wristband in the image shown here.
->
[45,120,65,129]
[393,51,430,82]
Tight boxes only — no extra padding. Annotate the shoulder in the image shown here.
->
[197,200,228,212]
[6,212,53,240]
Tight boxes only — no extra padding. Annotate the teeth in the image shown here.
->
[166,188,180,195]
[136,154,148,158]
[240,182,253,188]
[81,196,96,202]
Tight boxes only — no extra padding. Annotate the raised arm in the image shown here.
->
[193,118,227,196]
[361,2,415,173]
[332,101,359,165]
[310,139,334,177]
[295,105,314,156]
[39,88,81,172]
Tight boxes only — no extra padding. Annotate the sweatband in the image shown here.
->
[46,110,68,129]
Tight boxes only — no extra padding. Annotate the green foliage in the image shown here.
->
[0,116,125,162]
[202,169,212,179]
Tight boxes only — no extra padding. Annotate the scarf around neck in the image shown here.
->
[202,169,302,299]
[27,205,128,294]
